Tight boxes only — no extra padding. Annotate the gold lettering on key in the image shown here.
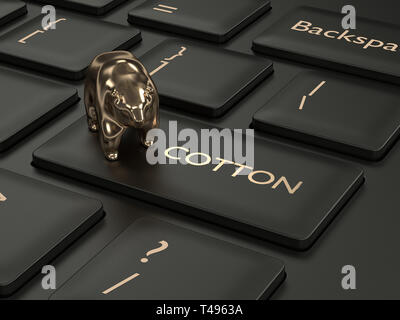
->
[101,240,169,295]
[102,273,140,295]
[18,18,67,44]
[43,18,67,30]
[18,30,44,44]
[291,20,400,52]
[153,4,178,14]
[150,46,187,76]
[298,80,326,110]
[0,192,6,202]
[165,148,304,195]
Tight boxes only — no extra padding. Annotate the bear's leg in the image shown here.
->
[99,119,126,161]
[84,89,99,132]
[87,107,99,132]
[100,134,124,161]
[138,127,155,148]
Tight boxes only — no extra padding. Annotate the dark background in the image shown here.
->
[1,0,399,299]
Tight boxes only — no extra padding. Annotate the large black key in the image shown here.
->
[0,169,104,297]
[0,67,78,152]
[253,71,400,161]
[253,7,400,85]
[31,0,127,15]
[128,0,271,43]
[140,39,273,117]
[0,0,27,27]
[32,112,364,250]
[0,13,141,80]
[51,217,285,300]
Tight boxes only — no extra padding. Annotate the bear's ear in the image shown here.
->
[145,82,154,95]
[143,82,155,104]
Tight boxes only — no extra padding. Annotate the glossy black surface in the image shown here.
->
[0,0,399,299]
[33,114,364,249]
[51,217,285,300]
[0,1,27,27]
[129,0,271,43]
[253,6,400,84]
[140,39,273,117]
[0,66,78,151]
[31,0,128,15]
[0,168,104,297]
[253,71,400,160]
[0,12,141,79]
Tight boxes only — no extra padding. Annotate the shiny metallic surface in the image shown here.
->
[84,51,159,161]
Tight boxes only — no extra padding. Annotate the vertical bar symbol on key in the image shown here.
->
[153,4,178,14]
[298,81,326,110]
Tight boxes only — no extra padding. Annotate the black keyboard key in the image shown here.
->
[0,1,27,27]
[253,7,400,85]
[0,67,78,152]
[31,0,127,15]
[140,39,273,117]
[51,217,285,299]
[32,112,364,250]
[128,0,271,43]
[0,13,141,80]
[0,169,104,297]
[253,71,400,160]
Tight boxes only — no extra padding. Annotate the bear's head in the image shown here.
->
[99,57,159,128]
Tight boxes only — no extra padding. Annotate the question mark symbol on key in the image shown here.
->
[141,240,168,263]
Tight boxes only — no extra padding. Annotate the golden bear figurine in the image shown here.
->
[84,51,159,161]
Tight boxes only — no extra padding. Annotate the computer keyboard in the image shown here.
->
[140,39,273,117]
[0,66,78,151]
[32,112,364,250]
[252,70,400,160]
[253,6,400,85]
[128,0,271,43]
[31,0,129,15]
[0,1,27,28]
[0,0,399,300]
[0,168,103,297]
[0,11,141,79]
[50,217,285,300]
